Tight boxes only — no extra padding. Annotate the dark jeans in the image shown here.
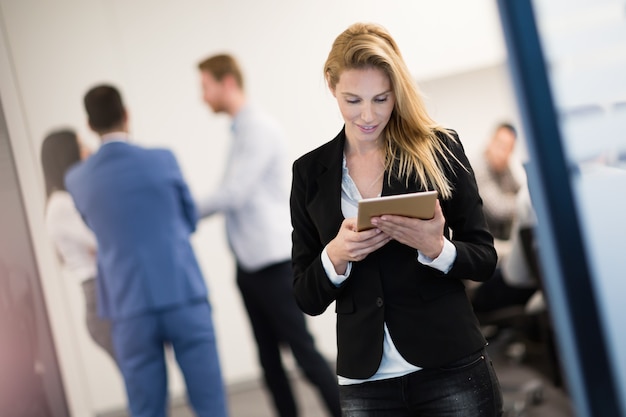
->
[339,348,503,417]
[237,260,341,417]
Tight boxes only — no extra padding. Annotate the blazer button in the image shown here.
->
[376,297,384,307]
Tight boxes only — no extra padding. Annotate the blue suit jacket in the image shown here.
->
[65,140,207,320]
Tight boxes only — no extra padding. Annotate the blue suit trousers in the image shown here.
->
[111,300,228,417]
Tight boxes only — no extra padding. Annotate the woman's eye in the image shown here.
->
[374,97,388,103]
[346,99,360,104]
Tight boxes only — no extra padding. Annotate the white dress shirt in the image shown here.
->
[197,104,292,271]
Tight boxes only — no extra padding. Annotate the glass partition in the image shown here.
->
[0,97,69,416]
[497,1,626,416]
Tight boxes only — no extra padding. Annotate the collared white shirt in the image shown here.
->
[197,104,292,271]
[100,131,130,145]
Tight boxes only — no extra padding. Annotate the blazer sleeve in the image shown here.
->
[290,158,344,316]
[440,131,498,282]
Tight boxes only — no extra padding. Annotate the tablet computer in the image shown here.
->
[356,190,438,231]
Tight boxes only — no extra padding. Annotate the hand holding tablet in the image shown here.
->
[356,190,438,231]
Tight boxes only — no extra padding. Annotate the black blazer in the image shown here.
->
[290,128,497,379]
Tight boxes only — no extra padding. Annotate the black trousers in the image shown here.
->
[237,260,341,417]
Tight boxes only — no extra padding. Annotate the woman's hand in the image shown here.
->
[371,199,446,259]
[326,218,391,274]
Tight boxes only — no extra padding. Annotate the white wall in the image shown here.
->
[0,0,516,415]
[420,64,522,159]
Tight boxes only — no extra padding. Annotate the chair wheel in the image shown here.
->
[521,379,544,405]
[528,387,544,405]
[503,399,527,417]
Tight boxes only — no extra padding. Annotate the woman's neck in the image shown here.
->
[345,142,385,199]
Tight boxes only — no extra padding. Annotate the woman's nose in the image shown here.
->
[360,104,374,122]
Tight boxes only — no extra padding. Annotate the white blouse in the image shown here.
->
[45,190,97,284]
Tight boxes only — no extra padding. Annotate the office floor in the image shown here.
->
[102,334,574,417]
[225,349,574,417]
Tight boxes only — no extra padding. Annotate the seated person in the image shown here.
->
[473,123,522,245]
[472,184,539,315]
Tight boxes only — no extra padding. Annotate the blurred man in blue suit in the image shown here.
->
[65,84,228,417]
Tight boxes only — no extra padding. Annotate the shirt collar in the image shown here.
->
[231,103,252,133]
[100,131,130,146]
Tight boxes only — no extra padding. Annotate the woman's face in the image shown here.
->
[331,67,395,148]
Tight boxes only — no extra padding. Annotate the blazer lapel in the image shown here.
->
[308,130,346,244]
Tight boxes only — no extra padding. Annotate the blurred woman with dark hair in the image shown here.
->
[40,129,117,363]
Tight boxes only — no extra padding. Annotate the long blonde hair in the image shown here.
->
[324,22,462,199]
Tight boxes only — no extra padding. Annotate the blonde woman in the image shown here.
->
[290,23,503,416]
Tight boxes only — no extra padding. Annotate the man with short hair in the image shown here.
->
[474,122,522,242]
[65,84,228,417]
[197,54,340,417]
